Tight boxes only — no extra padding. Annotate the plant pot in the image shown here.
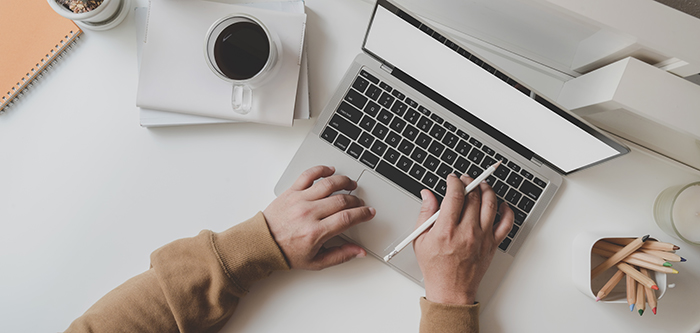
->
[47,0,131,31]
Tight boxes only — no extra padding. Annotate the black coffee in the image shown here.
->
[213,21,270,80]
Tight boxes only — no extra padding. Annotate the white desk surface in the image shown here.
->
[1,1,699,332]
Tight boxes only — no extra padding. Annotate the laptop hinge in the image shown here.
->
[380,63,394,74]
[531,156,544,167]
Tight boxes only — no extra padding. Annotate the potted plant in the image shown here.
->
[47,0,131,31]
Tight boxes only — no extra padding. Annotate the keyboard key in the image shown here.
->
[409,164,426,180]
[360,70,379,83]
[390,100,408,116]
[493,180,508,197]
[370,140,387,156]
[506,173,524,188]
[444,122,456,132]
[441,150,457,165]
[415,133,432,149]
[482,145,495,156]
[417,116,433,132]
[454,157,470,173]
[519,180,543,200]
[429,125,446,140]
[430,114,444,124]
[359,115,376,131]
[404,108,420,124]
[494,165,509,180]
[534,177,547,188]
[352,76,369,93]
[337,101,362,123]
[345,89,367,110]
[512,207,527,225]
[423,155,440,171]
[504,188,522,205]
[379,82,393,92]
[384,148,400,164]
[329,114,360,140]
[386,131,401,147]
[366,84,382,101]
[436,163,453,178]
[428,140,446,157]
[376,161,423,199]
[467,149,484,164]
[334,134,350,151]
[494,153,508,164]
[410,147,428,164]
[391,90,405,100]
[467,164,484,179]
[507,161,521,173]
[398,139,415,155]
[499,237,512,251]
[508,224,520,238]
[468,137,483,148]
[405,98,418,108]
[436,180,447,196]
[485,175,496,186]
[377,109,393,125]
[389,117,407,133]
[378,92,395,108]
[520,169,534,180]
[360,150,379,168]
[403,125,419,141]
[358,132,374,148]
[518,197,534,213]
[364,101,380,117]
[321,127,338,143]
[455,140,470,156]
[456,129,470,140]
[422,172,439,188]
[442,132,458,148]
[417,106,431,116]
[371,124,389,140]
[397,156,413,172]
[481,156,496,169]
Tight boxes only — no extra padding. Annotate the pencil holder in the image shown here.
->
[47,0,131,31]
[572,233,667,303]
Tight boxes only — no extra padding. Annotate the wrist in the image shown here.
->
[425,289,476,306]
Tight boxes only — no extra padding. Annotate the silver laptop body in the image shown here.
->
[275,0,628,304]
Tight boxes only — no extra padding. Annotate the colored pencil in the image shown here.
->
[638,248,686,262]
[596,269,625,302]
[606,238,680,251]
[617,262,659,290]
[640,268,658,315]
[594,241,672,267]
[592,247,678,274]
[591,235,649,278]
[626,273,636,312]
[636,280,646,316]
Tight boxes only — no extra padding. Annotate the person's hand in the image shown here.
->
[413,173,514,305]
[263,165,376,271]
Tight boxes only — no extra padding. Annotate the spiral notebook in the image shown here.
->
[0,0,82,114]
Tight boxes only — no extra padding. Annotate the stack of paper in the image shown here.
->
[136,0,308,127]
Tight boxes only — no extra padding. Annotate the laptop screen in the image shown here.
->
[362,0,628,174]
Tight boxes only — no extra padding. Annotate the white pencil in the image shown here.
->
[384,161,502,262]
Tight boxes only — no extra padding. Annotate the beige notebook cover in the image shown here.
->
[0,0,82,113]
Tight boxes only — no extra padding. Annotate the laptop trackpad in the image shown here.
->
[344,170,424,282]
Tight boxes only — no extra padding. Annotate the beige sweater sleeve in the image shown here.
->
[65,212,289,333]
[65,212,479,332]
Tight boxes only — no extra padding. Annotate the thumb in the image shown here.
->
[311,243,366,270]
[415,189,439,229]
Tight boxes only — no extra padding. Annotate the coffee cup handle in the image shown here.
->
[232,84,253,114]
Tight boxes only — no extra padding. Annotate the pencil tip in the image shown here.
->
[663,262,673,267]
[681,257,687,262]
[672,269,679,274]
[673,245,680,250]
[641,234,650,242]
[630,304,635,312]
[652,307,657,315]
[639,309,644,316]
[652,285,659,290]
[595,297,600,302]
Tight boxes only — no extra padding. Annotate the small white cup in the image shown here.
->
[653,181,700,245]
[47,0,131,31]
[204,14,282,115]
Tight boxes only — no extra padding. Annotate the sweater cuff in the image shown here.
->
[212,212,290,294]
[419,297,480,333]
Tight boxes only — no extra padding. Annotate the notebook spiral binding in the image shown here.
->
[0,33,82,115]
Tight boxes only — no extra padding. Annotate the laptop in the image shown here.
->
[275,0,628,304]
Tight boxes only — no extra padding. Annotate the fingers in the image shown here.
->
[415,189,439,230]
[435,174,467,230]
[304,174,358,200]
[310,243,366,270]
[291,165,336,191]
[460,175,482,228]
[320,206,376,244]
[493,202,514,245]
[477,181,498,231]
[312,194,365,219]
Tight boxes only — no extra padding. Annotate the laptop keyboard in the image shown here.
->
[319,68,549,252]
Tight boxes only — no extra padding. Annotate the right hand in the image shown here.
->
[263,165,376,271]
[413,174,514,305]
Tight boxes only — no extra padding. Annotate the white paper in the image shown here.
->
[365,6,619,172]
[137,0,306,126]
